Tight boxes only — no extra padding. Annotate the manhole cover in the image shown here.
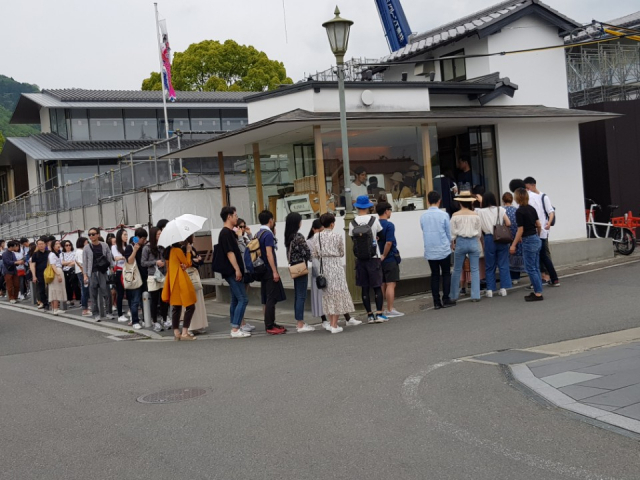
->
[137,388,207,404]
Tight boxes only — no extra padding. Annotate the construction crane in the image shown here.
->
[374,0,412,52]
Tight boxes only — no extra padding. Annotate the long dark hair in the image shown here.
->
[149,226,161,257]
[106,233,115,246]
[307,219,322,239]
[482,192,498,208]
[51,240,61,257]
[284,212,302,250]
[115,229,127,255]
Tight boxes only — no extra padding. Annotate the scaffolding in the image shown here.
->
[567,42,640,107]
[302,57,384,82]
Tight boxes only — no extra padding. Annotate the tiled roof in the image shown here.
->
[31,133,201,152]
[382,0,580,62]
[42,89,254,103]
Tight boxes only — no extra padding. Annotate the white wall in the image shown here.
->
[248,91,315,123]
[488,16,569,108]
[495,121,585,241]
[39,107,51,133]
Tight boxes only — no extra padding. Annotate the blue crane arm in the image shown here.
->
[374,0,412,52]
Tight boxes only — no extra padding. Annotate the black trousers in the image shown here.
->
[261,276,282,330]
[428,255,452,305]
[36,274,49,308]
[150,289,169,323]
[64,269,80,302]
[171,304,195,331]
[539,239,558,283]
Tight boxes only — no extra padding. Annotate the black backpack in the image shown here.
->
[542,194,556,226]
[351,217,377,261]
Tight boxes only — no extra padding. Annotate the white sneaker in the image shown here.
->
[297,324,315,333]
[164,320,172,329]
[117,315,128,323]
[375,314,389,323]
[330,326,343,334]
[52,309,60,316]
[9,300,16,304]
[133,323,142,330]
[387,309,404,317]
[231,329,250,338]
[105,314,115,320]
[512,279,519,285]
[126,311,131,318]
[345,318,363,326]
[486,290,493,298]
[93,315,101,322]
[499,288,507,297]
[18,294,24,300]
[153,322,162,332]
[241,323,256,332]
[322,321,331,331]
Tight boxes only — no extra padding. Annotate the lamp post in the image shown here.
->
[323,6,359,303]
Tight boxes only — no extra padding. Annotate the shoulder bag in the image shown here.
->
[493,207,513,244]
[186,267,202,291]
[123,260,143,290]
[44,263,56,284]
[288,234,309,279]
[315,233,327,290]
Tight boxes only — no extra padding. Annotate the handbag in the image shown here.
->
[315,233,327,290]
[493,207,513,244]
[44,264,56,284]
[288,235,309,279]
[154,267,166,283]
[123,261,143,290]
[186,267,202,291]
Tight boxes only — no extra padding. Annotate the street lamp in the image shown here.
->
[323,6,359,303]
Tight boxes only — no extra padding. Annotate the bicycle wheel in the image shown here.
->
[613,228,636,256]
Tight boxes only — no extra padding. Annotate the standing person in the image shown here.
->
[313,213,355,333]
[476,192,512,298]
[83,227,113,322]
[257,210,287,335]
[122,227,147,330]
[61,240,81,306]
[2,241,24,304]
[0,239,6,298]
[350,166,369,207]
[142,226,170,332]
[18,238,31,299]
[420,191,455,309]
[449,191,482,302]
[47,240,67,315]
[75,237,91,316]
[105,233,117,313]
[523,177,559,287]
[14,239,26,301]
[113,229,128,323]
[162,240,197,341]
[216,207,250,338]
[234,218,255,333]
[185,236,208,336]
[156,219,170,231]
[284,212,314,333]
[376,202,403,317]
[349,195,388,324]
[503,192,524,284]
[510,188,544,301]
[30,238,49,310]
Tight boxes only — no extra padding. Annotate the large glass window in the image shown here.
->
[89,109,125,141]
[70,110,90,141]
[59,163,99,184]
[220,109,248,131]
[158,108,190,137]
[49,109,58,135]
[440,49,466,81]
[56,109,69,139]
[191,109,221,131]
[124,109,158,140]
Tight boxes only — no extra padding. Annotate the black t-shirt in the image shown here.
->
[91,244,103,269]
[218,227,243,277]
[31,250,49,276]
[516,205,539,237]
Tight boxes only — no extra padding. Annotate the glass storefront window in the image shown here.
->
[124,109,158,140]
[70,109,90,141]
[89,109,125,141]
[191,109,221,131]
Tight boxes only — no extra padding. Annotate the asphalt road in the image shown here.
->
[2,260,640,480]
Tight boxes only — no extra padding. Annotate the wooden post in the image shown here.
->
[252,143,264,212]
[218,151,227,207]
[313,126,328,214]
[421,124,435,200]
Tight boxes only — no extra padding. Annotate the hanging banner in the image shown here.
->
[374,0,412,52]
[158,19,177,102]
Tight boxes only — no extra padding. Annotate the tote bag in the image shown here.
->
[123,261,143,290]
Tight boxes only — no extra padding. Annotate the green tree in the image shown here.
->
[0,132,5,152]
[141,39,293,92]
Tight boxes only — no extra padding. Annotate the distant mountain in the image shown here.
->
[0,75,41,153]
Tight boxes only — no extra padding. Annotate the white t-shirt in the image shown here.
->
[60,251,75,272]
[14,250,25,272]
[348,214,383,256]
[350,182,369,204]
[74,250,83,274]
[528,191,554,239]
[48,252,62,269]
[476,206,507,235]
[111,245,125,269]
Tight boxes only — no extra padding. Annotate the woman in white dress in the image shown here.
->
[47,240,67,315]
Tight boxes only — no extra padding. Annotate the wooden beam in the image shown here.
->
[217,151,227,207]
[252,143,264,213]
[421,125,435,200]
[313,126,328,215]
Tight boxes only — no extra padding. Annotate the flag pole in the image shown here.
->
[154,2,171,155]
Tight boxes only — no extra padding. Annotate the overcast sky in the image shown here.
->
[3,0,638,90]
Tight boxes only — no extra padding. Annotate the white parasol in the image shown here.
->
[158,214,207,247]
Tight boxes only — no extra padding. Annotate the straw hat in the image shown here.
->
[390,172,404,182]
[454,190,476,202]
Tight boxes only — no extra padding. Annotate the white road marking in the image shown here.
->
[402,360,625,480]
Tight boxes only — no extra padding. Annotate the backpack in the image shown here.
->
[542,194,556,226]
[351,217,377,261]
[243,230,268,280]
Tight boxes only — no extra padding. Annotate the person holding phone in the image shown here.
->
[123,227,148,329]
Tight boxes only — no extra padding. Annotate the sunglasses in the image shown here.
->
[89,233,98,236]
[239,225,246,229]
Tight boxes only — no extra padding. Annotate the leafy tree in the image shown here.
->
[0,131,4,152]
[141,39,293,92]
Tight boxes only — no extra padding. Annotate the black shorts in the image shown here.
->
[356,258,383,289]
[381,261,400,283]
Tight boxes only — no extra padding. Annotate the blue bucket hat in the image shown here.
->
[354,195,374,209]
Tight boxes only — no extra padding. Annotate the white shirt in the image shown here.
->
[450,214,482,240]
[476,206,507,235]
[348,214,383,256]
[48,252,62,269]
[111,245,125,269]
[528,191,554,239]
[61,251,76,272]
[74,250,83,274]
[350,182,369,204]
[14,250,25,272]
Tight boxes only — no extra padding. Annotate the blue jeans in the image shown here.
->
[484,234,512,291]
[225,276,249,328]
[450,237,481,300]
[77,272,89,309]
[293,274,308,321]
[522,235,543,294]
[127,287,142,324]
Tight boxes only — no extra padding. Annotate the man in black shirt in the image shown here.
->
[217,206,250,338]
[29,238,49,310]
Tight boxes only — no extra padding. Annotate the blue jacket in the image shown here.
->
[2,250,18,275]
